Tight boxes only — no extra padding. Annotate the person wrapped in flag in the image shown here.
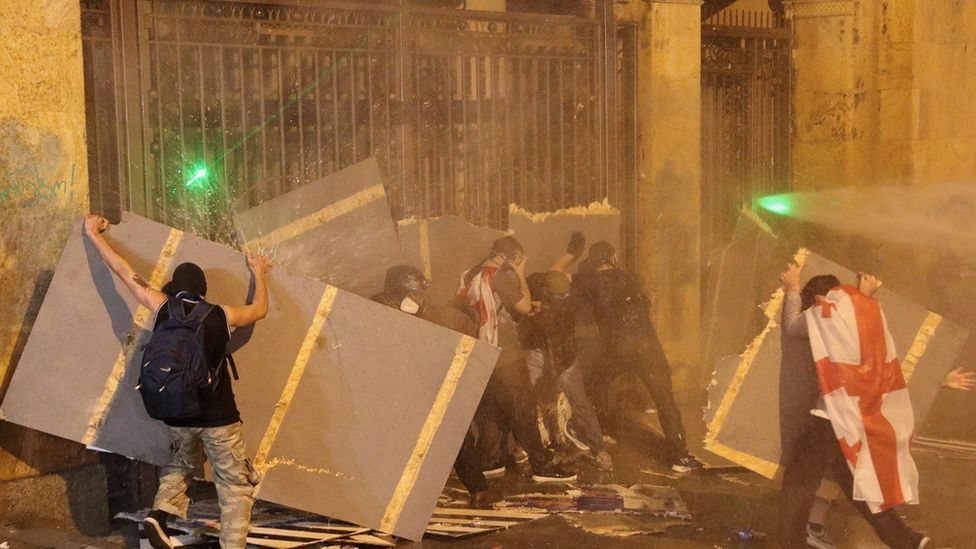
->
[805,277,918,514]
[778,264,929,549]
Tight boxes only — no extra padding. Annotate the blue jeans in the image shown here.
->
[525,348,605,451]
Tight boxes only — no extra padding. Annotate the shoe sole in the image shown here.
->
[806,534,837,549]
[142,517,174,549]
[483,466,506,479]
[531,473,578,483]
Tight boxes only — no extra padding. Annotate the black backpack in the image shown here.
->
[138,298,220,420]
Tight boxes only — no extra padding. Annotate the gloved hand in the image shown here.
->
[567,231,586,258]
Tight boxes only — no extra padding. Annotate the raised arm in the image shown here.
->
[549,231,586,275]
[84,214,167,311]
[779,263,807,338]
[508,256,533,316]
[221,253,271,328]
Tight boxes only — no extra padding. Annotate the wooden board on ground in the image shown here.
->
[424,507,547,539]
[705,250,969,479]
[232,158,401,298]
[2,213,499,541]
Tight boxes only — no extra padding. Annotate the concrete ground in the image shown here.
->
[2,401,973,548]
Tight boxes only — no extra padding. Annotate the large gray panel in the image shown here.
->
[1,213,498,541]
[232,158,401,298]
[707,250,968,476]
[258,292,496,539]
[1,216,171,447]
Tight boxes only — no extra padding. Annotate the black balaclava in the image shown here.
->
[585,241,616,270]
[162,262,208,298]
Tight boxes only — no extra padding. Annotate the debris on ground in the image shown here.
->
[490,484,692,538]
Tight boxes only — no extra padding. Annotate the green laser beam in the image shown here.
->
[184,166,209,188]
[180,13,403,196]
[757,194,794,216]
[207,13,403,175]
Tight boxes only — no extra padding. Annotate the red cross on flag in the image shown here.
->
[805,285,919,513]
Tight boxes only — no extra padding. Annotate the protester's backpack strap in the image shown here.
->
[226,353,240,381]
[184,301,215,324]
[167,297,186,322]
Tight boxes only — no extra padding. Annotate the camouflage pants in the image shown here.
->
[154,422,260,549]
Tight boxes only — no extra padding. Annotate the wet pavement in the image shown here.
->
[3,403,974,548]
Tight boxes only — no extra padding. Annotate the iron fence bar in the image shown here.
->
[218,46,229,201]
[295,48,306,184]
[255,49,267,192]
[196,44,209,234]
[275,47,286,196]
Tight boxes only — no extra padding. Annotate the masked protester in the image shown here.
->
[457,237,577,484]
[83,214,270,549]
[372,265,430,315]
[521,267,614,471]
[572,241,701,473]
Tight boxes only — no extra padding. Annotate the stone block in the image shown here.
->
[0,464,109,536]
[793,46,853,93]
[792,141,847,190]
[878,42,914,90]
[879,0,916,44]
[912,138,976,185]
[794,91,855,143]
[914,0,964,43]
[879,88,915,142]
[841,141,881,185]
[913,43,966,90]
[962,0,976,38]
[874,140,914,186]
[917,87,970,139]
[0,422,99,482]
[793,15,853,52]
[849,90,880,141]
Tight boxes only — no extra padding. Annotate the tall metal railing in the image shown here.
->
[701,8,791,258]
[81,0,637,242]
[81,0,124,221]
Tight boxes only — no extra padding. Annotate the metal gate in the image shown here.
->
[82,0,637,244]
[700,8,791,258]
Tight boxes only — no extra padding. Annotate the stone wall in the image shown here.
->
[617,0,703,393]
[790,0,976,189]
[0,0,96,481]
[910,1,976,185]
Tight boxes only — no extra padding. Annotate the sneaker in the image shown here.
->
[806,523,837,549]
[594,449,614,472]
[142,511,173,549]
[512,447,529,464]
[531,463,578,483]
[562,424,591,452]
[469,485,505,509]
[482,464,506,479]
[671,455,704,474]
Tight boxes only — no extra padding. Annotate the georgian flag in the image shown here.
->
[458,265,501,345]
[805,285,919,513]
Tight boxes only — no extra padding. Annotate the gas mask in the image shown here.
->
[400,296,421,315]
